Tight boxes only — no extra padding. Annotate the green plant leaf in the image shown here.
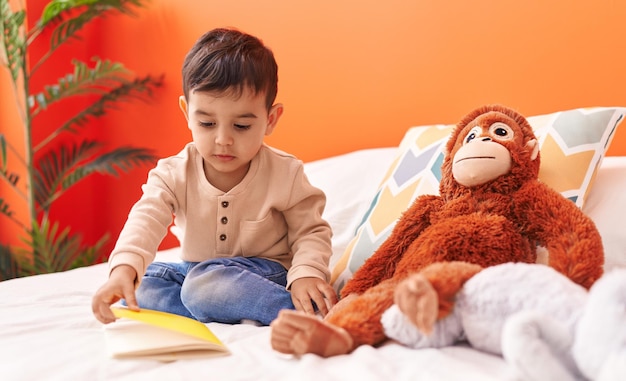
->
[62,145,156,188]
[0,134,21,188]
[33,141,156,211]
[0,0,27,81]
[18,215,108,275]
[0,243,20,281]
[33,140,102,210]
[30,58,133,115]
[0,133,6,170]
[34,1,146,55]
[0,196,26,231]
[40,0,145,26]
[72,233,109,268]
[35,74,163,150]
[0,197,15,219]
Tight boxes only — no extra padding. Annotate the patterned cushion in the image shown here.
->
[331,107,626,292]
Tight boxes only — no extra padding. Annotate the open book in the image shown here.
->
[104,307,230,361]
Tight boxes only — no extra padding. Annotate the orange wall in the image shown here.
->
[98,0,626,162]
[4,0,626,254]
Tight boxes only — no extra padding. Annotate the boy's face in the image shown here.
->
[180,87,283,191]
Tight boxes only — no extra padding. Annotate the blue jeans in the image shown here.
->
[133,257,295,326]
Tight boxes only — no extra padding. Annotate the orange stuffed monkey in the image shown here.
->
[270,104,604,357]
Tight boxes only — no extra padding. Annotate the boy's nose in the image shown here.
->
[215,127,233,145]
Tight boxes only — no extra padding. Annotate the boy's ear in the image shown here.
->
[265,103,284,136]
[179,96,190,122]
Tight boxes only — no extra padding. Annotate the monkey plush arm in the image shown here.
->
[340,195,444,297]
[515,181,604,289]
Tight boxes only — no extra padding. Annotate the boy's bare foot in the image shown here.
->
[270,310,354,357]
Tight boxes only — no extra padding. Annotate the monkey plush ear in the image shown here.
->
[526,139,539,161]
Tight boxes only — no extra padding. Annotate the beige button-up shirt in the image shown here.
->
[108,143,333,288]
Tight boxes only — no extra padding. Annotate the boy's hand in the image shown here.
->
[290,277,338,317]
[91,265,139,324]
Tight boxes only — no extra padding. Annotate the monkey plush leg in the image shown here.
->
[271,280,398,356]
[325,279,398,348]
[270,310,354,357]
[324,293,357,321]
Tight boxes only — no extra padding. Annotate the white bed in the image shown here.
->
[1,147,625,381]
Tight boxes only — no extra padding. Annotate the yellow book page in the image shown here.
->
[111,307,224,345]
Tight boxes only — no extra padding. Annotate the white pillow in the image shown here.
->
[582,156,626,271]
[303,148,397,268]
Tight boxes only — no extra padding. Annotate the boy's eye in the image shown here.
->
[199,121,215,128]
[234,124,251,130]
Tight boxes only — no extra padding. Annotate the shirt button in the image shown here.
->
[219,234,227,241]
[221,217,228,224]
[222,201,229,208]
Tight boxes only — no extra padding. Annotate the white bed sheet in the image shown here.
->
[0,247,515,381]
[1,148,624,381]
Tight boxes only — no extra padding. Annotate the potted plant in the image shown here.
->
[0,0,163,280]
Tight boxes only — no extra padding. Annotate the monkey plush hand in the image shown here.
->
[270,104,604,358]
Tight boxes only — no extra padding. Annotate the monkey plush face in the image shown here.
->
[451,120,515,187]
[440,105,540,197]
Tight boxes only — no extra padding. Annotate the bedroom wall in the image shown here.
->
[2,0,626,254]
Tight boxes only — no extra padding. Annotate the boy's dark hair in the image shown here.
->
[182,28,278,110]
